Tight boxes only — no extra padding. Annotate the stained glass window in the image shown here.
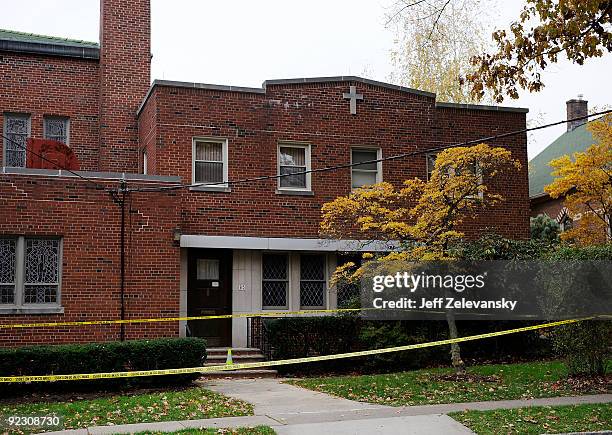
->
[44,117,69,144]
[24,239,60,304]
[3,114,30,167]
[0,239,16,304]
[0,237,61,307]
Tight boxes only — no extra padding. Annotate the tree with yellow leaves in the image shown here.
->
[545,115,612,245]
[321,143,521,372]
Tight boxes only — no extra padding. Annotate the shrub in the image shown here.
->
[553,320,610,376]
[530,214,560,243]
[452,232,554,260]
[0,337,207,390]
[358,321,448,370]
[264,316,361,373]
[546,243,612,376]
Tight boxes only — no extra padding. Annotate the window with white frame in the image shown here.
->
[3,113,30,168]
[142,150,148,175]
[300,254,326,308]
[193,138,228,186]
[278,143,311,190]
[351,148,381,188]
[262,254,288,309]
[0,237,61,308]
[43,117,69,145]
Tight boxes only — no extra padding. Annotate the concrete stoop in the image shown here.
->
[200,347,277,379]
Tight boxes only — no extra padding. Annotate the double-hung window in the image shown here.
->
[351,148,381,188]
[278,143,311,191]
[3,113,30,168]
[44,116,69,145]
[262,254,288,309]
[193,138,228,188]
[0,237,62,312]
[300,254,326,309]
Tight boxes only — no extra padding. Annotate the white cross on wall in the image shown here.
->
[343,86,363,115]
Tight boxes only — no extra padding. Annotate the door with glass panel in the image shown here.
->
[187,249,232,346]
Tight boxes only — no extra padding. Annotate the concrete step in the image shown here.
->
[200,369,278,379]
[206,355,266,364]
[207,347,264,357]
[203,347,277,378]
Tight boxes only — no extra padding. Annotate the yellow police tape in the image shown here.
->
[0,317,591,383]
[0,308,365,329]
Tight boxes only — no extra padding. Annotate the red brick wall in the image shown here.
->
[141,80,529,240]
[0,53,100,170]
[98,0,151,173]
[0,173,180,346]
[435,106,530,238]
[138,87,158,174]
[531,195,565,220]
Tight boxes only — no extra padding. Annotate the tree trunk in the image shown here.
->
[446,309,465,374]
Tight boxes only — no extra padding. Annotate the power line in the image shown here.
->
[0,132,113,191]
[130,109,612,193]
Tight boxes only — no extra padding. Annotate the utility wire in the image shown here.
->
[130,109,612,193]
[0,132,114,191]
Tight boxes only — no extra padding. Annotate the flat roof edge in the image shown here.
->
[0,39,99,60]
[263,76,436,98]
[1,167,181,183]
[436,101,529,113]
[137,79,266,115]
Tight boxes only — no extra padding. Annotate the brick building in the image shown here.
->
[529,97,595,231]
[0,0,529,347]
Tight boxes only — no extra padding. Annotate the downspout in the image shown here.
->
[119,178,127,341]
[110,178,128,341]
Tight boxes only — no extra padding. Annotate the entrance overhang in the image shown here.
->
[180,235,395,252]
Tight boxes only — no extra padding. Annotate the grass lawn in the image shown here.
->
[450,403,612,434]
[136,427,276,435]
[288,360,610,406]
[0,387,253,433]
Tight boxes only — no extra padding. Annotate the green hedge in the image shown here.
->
[0,337,207,390]
[544,243,612,376]
[264,317,549,374]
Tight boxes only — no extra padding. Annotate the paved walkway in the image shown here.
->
[46,378,612,434]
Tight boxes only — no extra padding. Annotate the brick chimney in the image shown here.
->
[99,0,151,173]
[566,95,588,132]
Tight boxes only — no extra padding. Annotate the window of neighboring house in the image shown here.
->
[43,117,69,145]
[278,143,311,190]
[560,213,573,232]
[193,138,228,187]
[0,237,62,309]
[300,254,326,309]
[351,148,381,188]
[262,253,288,309]
[142,150,148,175]
[3,113,30,168]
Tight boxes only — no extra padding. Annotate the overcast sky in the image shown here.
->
[1,0,610,159]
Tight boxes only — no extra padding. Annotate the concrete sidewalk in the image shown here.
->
[44,378,612,434]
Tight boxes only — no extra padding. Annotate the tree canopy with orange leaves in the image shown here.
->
[545,114,612,245]
[320,143,521,371]
[321,143,521,259]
